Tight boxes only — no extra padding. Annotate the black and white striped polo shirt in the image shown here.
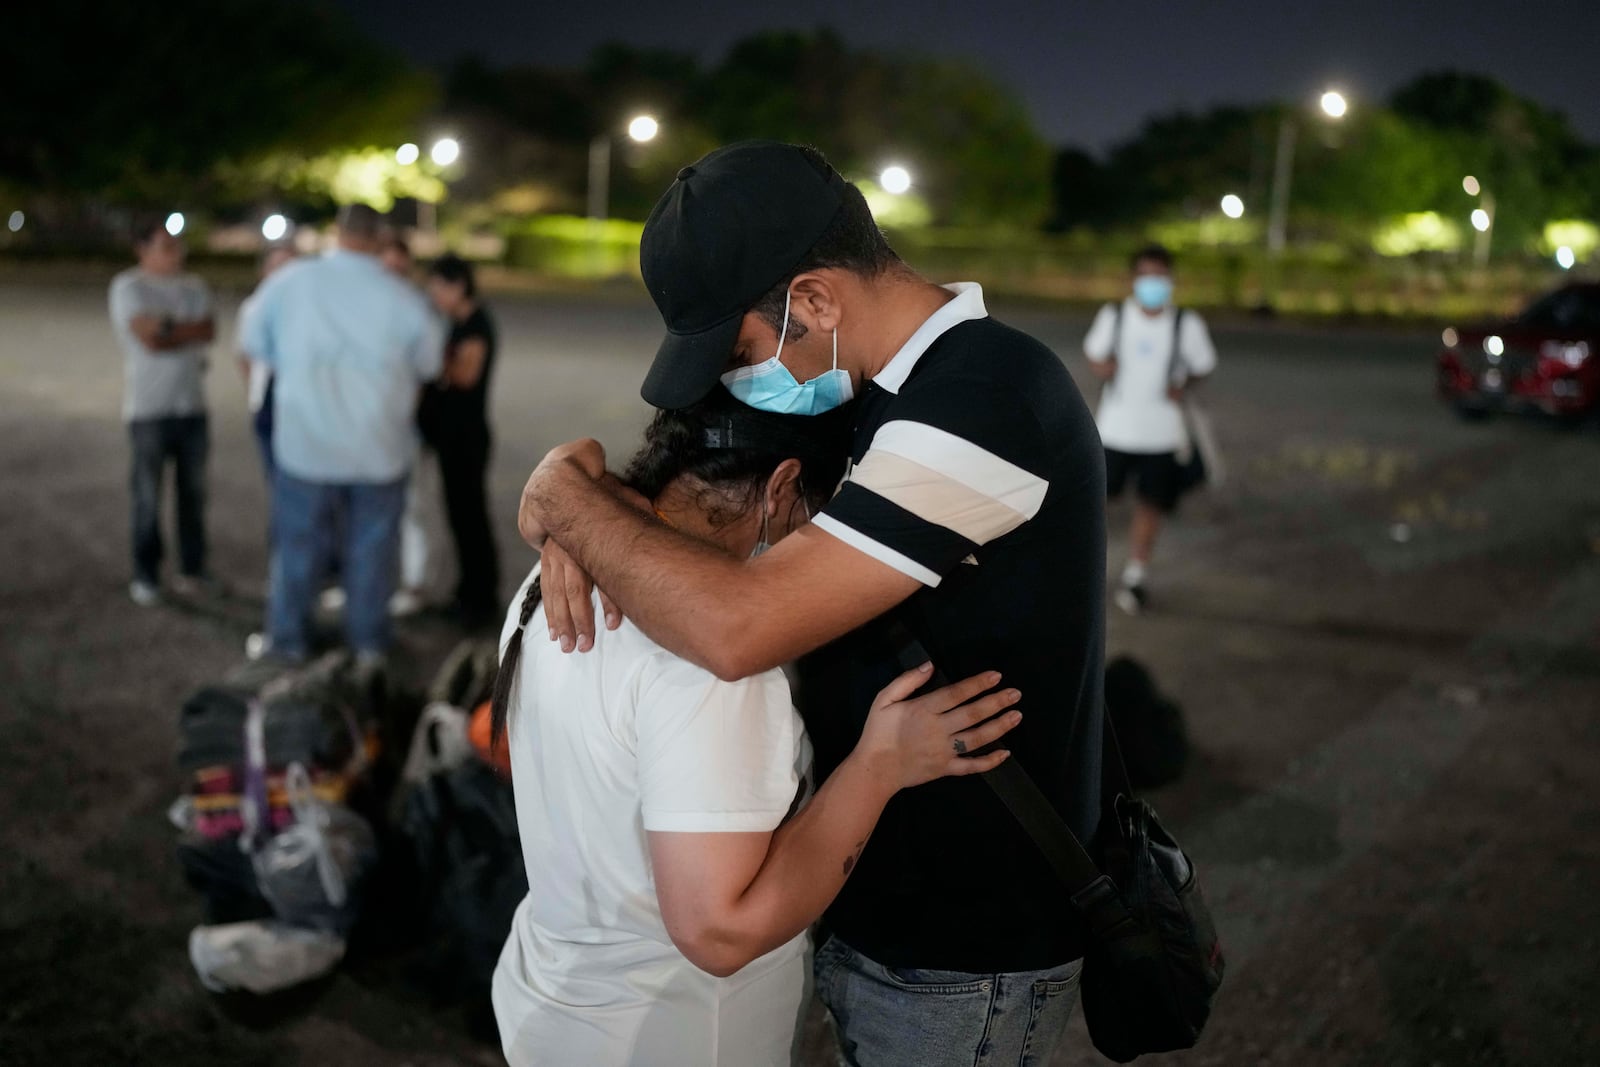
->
[799,283,1108,973]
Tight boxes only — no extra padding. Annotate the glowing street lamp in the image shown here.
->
[589,115,663,222]
[396,142,420,166]
[880,165,912,195]
[261,214,289,242]
[1463,176,1495,268]
[1220,193,1245,219]
[627,115,659,143]
[7,211,22,233]
[1267,84,1348,257]
[1555,245,1576,270]
[165,212,186,237]
[430,138,461,166]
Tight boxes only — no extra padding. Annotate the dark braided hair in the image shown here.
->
[489,388,855,751]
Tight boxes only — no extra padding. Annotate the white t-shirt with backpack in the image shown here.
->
[1084,299,1217,454]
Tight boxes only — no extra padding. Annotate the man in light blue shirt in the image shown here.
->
[243,204,443,662]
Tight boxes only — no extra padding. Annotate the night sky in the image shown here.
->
[330,0,1599,152]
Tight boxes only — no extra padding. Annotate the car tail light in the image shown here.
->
[1540,340,1590,369]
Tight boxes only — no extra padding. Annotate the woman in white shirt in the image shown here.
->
[488,390,1023,1066]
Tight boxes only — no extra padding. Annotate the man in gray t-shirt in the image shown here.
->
[107,221,216,605]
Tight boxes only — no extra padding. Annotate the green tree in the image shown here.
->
[2,0,432,204]
[695,30,1052,227]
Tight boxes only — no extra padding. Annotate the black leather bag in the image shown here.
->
[889,624,1224,1062]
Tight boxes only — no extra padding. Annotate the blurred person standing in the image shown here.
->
[378,228,440,617]
[242,204,442,665]
[421,254,500,627]
[236,243,297,484]
[1083,243,1217,614]
[379,227,414,279]
[109,219,217,606]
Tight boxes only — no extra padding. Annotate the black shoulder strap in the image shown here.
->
[883,619,1131,904]
[1165,307,1187,385]
[1110,301,1123,360]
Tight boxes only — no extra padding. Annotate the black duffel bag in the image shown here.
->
[889,624,1224,1062]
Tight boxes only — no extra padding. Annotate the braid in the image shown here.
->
[489,574,543,753]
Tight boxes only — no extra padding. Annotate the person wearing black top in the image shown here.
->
[422,255,500,626]
[514,143,1105,1067]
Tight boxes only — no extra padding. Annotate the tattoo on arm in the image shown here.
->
[842,838,868,877]
[952,738,968,755]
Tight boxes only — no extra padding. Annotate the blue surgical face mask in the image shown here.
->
[1133,275,1174,311]
[721,290,854,416]
[749,490,811,558]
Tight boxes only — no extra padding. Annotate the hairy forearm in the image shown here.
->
[533,462,765,675]
[695,754,894,974]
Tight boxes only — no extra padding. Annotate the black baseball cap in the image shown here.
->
[639,141,848,409]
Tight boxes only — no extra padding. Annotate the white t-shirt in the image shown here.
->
[108,268,213,422]
[491,567,811,1067]
[1083,299,1217,454]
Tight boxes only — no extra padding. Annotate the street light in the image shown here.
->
[261,214,289,241]
[396,142,420,166]
[1555,246,1576,270]
[430,138,461,166]
[165,212,186,237]
[1220,193,1245,219]
[6,211,22,233]
[880,165,912,195]
[628,115,659,143]
[1463,176,1494,268]
[1266,85,1348,257]
[588,114,661,222]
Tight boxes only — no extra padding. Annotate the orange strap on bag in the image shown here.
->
[467,700,511,777]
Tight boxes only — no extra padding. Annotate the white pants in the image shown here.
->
[400,449,447,594]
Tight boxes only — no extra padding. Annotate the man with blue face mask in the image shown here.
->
[1084,243,1218,615]
[516,141,1108,1066]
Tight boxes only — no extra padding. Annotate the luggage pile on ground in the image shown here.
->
[172,652,383,994]
[170,639,523,1014]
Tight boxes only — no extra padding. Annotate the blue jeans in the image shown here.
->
[128,415,208,584]
[268,468,406,658]
[815,936,1082,1067]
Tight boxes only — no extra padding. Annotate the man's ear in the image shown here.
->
[788,272,842,334]
[765,458,805,516]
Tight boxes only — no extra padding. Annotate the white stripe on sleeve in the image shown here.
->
[864,420,1049,521]
[847,450,1031,545]
[811,513,944,587]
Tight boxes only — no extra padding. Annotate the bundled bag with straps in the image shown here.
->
[891,623,1224,1062]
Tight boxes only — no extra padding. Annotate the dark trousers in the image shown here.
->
[436,432,500,622]
[129,414,208,585]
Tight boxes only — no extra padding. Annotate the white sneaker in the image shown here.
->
[318,587,347,612]
[245,632,271,661]
[129,580,161,607]
[1114,582,1148,616]
[388,588,425,618]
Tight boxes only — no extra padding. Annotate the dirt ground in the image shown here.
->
[2,278,1597,1066]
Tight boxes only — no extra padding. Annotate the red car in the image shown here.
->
[1437,282,1600,421]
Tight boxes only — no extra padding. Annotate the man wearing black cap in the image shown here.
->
[518,141,1106,1066]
